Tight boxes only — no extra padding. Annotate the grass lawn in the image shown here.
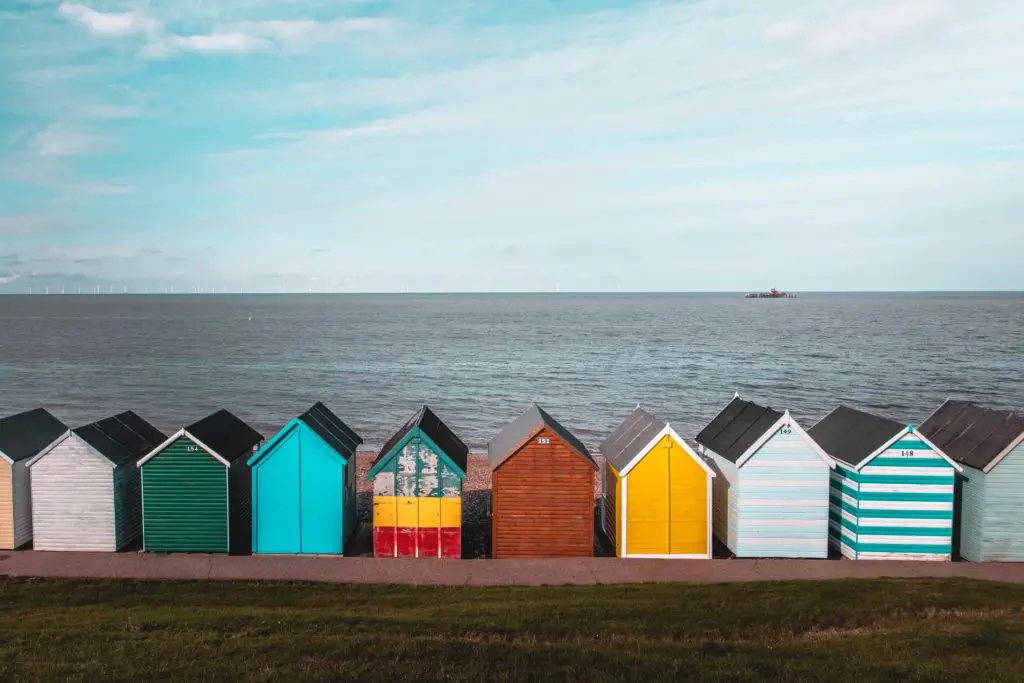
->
[1,578,1023,682]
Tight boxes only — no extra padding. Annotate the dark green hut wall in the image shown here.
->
[142,438,228,553]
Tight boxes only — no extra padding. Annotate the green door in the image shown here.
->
[142,437,228,553]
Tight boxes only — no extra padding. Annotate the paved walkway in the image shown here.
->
[2,551,1023,586]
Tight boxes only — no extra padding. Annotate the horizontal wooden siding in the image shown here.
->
[491,427,594,559]
[142,438,228,553]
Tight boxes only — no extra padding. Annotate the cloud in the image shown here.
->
[766,0,951,54]
[0,213,50,236]
[79,104,142,119]
[170,32,272,54]
[29,127,101,156]
[54,183,135,203]
[58,2,159,38]
[0,273,22,285]
[238,17,396,49]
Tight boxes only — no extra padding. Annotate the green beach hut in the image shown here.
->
[137,410,264,554]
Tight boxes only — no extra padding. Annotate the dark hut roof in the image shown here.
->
[372,405,468,474]
[919,400,1024,471]
[75,411,168,466]
[488,404,595,471]
[599,408,666,472]
[808,405,905,467]
[186,409,264,463]
[298,401,362,459]
[0,408,68,463]
[695,396,783,464]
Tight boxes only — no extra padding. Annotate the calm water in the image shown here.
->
[1,293,1022,450]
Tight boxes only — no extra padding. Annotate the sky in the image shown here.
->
[1,0,1023,293]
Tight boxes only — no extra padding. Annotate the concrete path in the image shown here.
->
[3,551,1024,586]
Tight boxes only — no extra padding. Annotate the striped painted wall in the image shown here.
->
[733,430,831,559]
[973,442,1024,562]
[706,454,738,552]
[706,429,830,559]
[829,433,955,561]
[958,466,986,562]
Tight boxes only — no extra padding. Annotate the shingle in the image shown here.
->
[298,402,362,459]
[75,411,167,465]
[599,408,666,472]
[0,408,68,462]
[807,405,905,467]
[186,409,264,463]
[488,404,595,471]
[919,400,1024,470]
[695,397,782,464]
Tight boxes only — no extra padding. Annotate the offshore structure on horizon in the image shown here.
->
[744,287,797,299]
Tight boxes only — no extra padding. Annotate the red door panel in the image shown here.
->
[373,527,396,558]
[440,528,461,559]
[417,527,439,558]
[396,528,418,558]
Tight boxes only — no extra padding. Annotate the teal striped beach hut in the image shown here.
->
[809,406,962,561]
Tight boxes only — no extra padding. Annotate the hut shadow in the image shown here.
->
[343,491,376,557]
[461,489,491,559]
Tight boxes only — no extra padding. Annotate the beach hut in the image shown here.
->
[248,402,362,555]
[696,395,834,559]
[368,405,467,558]
[488,405,597,558]
[138,409,264,554]
[919,400,1024,562]
[600,408,715,558]
[26,411,166,552]
[0,408,68,549]
[809,405,962,561]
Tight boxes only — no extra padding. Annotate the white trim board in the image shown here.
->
[853,426,963,473]
[618,424,716,478]
[137,428,231,468]
[21,430,74,468]
[735,411,835,469]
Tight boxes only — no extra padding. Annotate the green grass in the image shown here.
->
[1,578,1023,682]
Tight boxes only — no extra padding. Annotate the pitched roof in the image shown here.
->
[298,402,362,459]
[74,411,168,466]
[918,400,1024,471]
[488,404,595,471]
[0,408,67,463]
[807,405,905,467]
[372,405,468,474]
[599,408,666,472]
[695,397,783,464]
[186,409,264,463]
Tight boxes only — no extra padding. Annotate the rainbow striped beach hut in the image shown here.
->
[809,406,962,561]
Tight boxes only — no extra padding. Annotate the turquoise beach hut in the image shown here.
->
[919,400,1024,562]
[248,403,362,555]
[809,405,962,561]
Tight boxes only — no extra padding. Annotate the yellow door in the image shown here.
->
[668,439,708,556]
[625,440,670,555]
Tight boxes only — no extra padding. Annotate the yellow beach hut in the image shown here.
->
[600,408,715,558]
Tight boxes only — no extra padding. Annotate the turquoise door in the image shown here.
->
[299,438,345,554]
[253,431,301,554]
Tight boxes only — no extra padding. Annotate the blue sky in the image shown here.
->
[1,0,1022,293]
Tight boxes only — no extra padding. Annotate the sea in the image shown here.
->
[1,292,1022,450]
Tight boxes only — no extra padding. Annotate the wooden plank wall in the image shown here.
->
[492,427,595,558]
[0,461,13,549]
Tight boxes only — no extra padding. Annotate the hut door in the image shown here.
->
[299,441,344,555]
